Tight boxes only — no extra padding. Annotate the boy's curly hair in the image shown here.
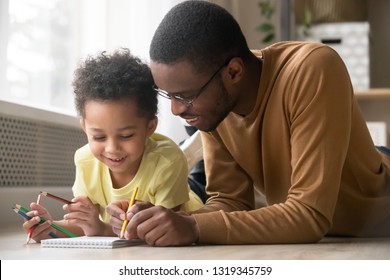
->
[73,48,157,120]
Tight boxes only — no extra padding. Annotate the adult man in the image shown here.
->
[107,0,390,246]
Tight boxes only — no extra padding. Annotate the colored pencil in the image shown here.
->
[27,193,42,244]
[120,186,138,239]
[12,207,58,240]
[14,204,78,238]
[40,191,73,204]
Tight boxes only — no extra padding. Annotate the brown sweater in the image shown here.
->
[193,41,390,244]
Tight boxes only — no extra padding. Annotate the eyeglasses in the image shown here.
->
[153,57,236,107]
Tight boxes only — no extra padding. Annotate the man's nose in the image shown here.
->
[170,99,189,116]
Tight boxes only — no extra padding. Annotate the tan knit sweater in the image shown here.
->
[193,41,390,244]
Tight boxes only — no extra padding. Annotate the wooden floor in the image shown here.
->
[1,226,390,260]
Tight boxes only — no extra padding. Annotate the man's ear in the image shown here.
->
[226,57,244,82]
[147,117,158,137]
[80,119,86,133]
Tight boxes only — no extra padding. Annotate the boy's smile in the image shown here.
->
[81,97,157,188]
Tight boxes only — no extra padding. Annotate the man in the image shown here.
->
[107,0,390,246]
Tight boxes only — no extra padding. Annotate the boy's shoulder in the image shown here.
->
[74,144,95,163]
[146,133,185,162]
[149,133,179,148]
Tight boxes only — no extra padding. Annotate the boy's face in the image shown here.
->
[81,98,157,186]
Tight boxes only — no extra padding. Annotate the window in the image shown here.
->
[0,0,187,142]
[0,0,182,113]
[1,0,77,114]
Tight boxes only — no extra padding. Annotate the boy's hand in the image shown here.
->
[23,203,54,243]
[63,196,106,236]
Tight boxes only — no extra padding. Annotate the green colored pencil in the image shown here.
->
[14,204,78,238]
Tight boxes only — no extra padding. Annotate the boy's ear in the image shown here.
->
[80,119,86,133]
[147,117,158,136]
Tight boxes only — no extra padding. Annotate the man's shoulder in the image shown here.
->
[258,41,332,59]
[263,40,327,51]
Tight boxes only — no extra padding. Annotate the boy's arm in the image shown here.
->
[51,219,84,237]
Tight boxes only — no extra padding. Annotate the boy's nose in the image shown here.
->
[106,139,120,152]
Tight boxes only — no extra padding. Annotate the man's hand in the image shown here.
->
[126,202,199,246]
[106,199,135,236]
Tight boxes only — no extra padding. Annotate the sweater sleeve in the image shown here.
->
[193,44,354,244]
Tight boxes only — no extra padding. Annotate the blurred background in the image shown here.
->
[0,1,389,224]
[1,0,389,141]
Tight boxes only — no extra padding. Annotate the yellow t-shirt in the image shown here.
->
[72,133,203,222]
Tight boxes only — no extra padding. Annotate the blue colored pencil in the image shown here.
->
[14,204,77,237]
[12,207,58,240]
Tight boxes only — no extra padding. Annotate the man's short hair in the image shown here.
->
[150,0,250,72]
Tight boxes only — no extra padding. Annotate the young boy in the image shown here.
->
[22,49,203,242]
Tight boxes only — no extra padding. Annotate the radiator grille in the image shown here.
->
[0,114,86,187]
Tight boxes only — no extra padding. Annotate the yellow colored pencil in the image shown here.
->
[120,186,138,239]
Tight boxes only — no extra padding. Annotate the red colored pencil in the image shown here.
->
[27,193,42,244]
[40,191,73,204]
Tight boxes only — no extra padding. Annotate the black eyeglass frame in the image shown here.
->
[153,56,238,106]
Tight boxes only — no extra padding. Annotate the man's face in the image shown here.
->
[151,59,235,132]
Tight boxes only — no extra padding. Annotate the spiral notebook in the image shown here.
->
[41,236,144,249]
